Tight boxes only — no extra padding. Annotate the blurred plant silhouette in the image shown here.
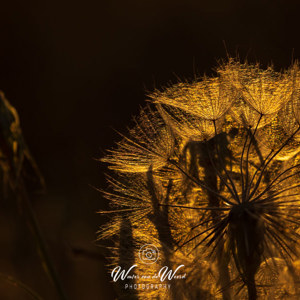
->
[101,59,300,299]
[0,92,66,300]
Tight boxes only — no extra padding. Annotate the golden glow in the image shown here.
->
[100,59,300,299]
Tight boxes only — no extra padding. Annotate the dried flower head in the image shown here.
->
[100,59,300,300]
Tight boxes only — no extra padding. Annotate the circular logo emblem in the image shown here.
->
[138,244,159,264]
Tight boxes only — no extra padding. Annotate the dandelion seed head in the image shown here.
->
[100,58,300,300]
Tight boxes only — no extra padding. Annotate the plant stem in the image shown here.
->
[18,182,68,300]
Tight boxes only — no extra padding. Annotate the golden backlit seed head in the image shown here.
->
[100,59,300,300]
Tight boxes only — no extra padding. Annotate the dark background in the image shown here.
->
[0,0,299,299]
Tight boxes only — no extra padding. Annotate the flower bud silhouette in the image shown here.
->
[100,59,300,300]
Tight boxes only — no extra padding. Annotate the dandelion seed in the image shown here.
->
[152,77,235,121]
[102,106,175,173]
